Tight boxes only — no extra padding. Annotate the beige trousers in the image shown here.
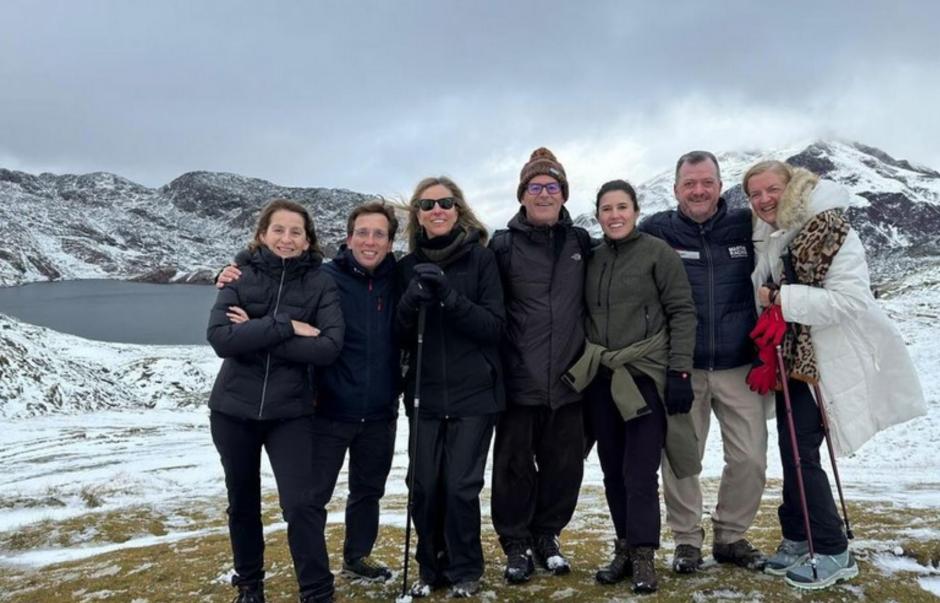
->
[662,365,768,548]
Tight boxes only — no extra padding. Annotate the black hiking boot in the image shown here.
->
[534,533,571,575]
[595,538,632,584]
[631,546,658,594]
[713,538,767,571]
[503,541,535,584]
[671,543,703,574]
[342,555,392,581]
[231,578,265,603]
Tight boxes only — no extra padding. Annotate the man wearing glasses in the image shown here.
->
[489,147,592,584]
[639,151,768,574]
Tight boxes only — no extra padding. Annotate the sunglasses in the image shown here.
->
[417,197,457,211]
[526,182,562,196]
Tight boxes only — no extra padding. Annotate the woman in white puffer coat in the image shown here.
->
[743,160,925,591]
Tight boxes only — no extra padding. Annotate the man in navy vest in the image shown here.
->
[640,151,768,574]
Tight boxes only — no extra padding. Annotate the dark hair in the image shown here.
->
[674,150,721,183]
[346,199,399,241]
[595,179,639,212]
[249,198,322,255]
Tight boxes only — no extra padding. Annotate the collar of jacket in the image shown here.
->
[602,228,641,249]
[676,197,729,232]
[775,169,850,231]
[245,246,321,277]
[332,244,396,280]
[508,206,574,234]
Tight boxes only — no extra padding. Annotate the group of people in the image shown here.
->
[206,147,926,602]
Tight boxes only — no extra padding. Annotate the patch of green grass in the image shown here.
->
[1,483,938,602]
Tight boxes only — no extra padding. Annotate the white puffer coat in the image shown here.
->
[751,173,926,457]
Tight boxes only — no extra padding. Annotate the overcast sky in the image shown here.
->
[3,0,939,226]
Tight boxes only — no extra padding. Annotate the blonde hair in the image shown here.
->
[404,176,489,251]
[742,160,792,197]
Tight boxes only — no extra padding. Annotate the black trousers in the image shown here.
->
[491,401,585,550]
[210,411,331,600]
[585,374,666,548]
[309,416,396,562]
[410,413,495,584]
[775,379,848,554]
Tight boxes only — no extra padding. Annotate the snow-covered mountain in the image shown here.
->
[0,170,375,286]
[575,140,940,283]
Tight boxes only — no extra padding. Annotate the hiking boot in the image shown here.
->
[231,579,264,603]
[534,534,571,575]
[595,538,632,584]
[764,538,810,576]
[503,542,534,584]
[449,580,481,598]
[630,546,658,594]
[671,544,703,573]
[342,556,392,581]
[784,549,859,590]
[713,538,767,570]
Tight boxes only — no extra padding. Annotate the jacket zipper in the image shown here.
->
[644,305,650,338]
[700,226,716,370]
[258,258,288,418]
[547,229,555,406]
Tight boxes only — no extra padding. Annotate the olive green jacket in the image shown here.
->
[585,230,696,372]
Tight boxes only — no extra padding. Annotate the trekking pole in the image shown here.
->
[400,304,427,601]
[811,383,854,540]
[776,345,819,581]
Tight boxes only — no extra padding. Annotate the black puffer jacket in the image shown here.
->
[207,247,344,420]
[317,246,400,422]
[639,199,756,370]
[490,208,587,408]
[397,229,505,418]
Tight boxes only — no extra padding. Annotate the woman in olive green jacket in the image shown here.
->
[577,179,697,594]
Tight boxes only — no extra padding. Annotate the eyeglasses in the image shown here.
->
[526,182,562,196]
[352,228,388,241]
[417,197,457,211]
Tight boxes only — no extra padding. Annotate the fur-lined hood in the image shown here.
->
[752,167,856,243]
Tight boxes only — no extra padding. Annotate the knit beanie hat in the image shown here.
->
[517,147,569,201]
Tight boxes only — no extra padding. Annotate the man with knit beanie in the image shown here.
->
[489,147,592,583]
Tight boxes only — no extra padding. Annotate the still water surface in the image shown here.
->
[0,280,219,345]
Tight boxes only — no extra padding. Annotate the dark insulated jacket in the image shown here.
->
[207,247,344,420]
[317,246,400,422]
[490,208,587,408]
[585,230,697,372]
[639,199,756,370]
[397,232,506,418]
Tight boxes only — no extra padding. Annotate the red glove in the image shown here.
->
[750,304,787,348]
[746,345,778,395]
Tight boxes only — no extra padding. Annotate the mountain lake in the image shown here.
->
[0,280,219,345]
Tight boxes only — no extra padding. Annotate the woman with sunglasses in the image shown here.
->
[396,176,505,598]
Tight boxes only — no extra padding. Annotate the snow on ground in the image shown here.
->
[0,269,938,570]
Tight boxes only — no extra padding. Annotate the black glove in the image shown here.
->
[400,275,434,311]
[413,262,457,306]
[664,370,694,415]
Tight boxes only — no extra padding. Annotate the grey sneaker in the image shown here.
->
[342,556,392,581]
[671,544,702,573]
[785,549,859,590]
[449,580,481,598]
[764,538,809,576]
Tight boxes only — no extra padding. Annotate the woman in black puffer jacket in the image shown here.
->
[396,176,505,598]
[207,199,343,603]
